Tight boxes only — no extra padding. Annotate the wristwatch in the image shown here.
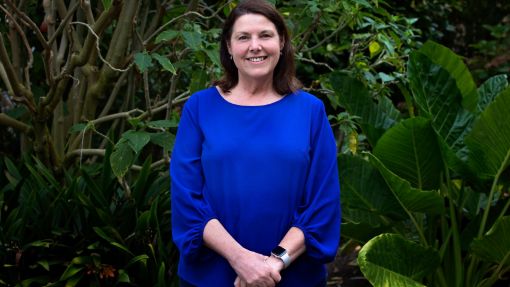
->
[271,246,291,268]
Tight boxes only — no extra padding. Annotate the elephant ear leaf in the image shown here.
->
[418,40,478,112]
[372,117,444,190]
[466,87,510,178]
[358,233,440,287]
[339,154,407,220]
[329,72,400,146]
[477,74,508,114]
[368,153,444,215]
[471,216,510,265]
[407,42,478,170]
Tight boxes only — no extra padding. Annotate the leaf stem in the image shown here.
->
[478,148,510,237]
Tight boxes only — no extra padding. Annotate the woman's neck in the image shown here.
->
[235,75,275,96]
[218,77,283,106]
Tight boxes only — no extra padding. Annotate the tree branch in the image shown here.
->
[301,16,350,53]
[295,11,322,53]
[0,33,35,112]
[80,0,95,26]
[4,0,50,51]
[82,0,138,121]
[91,109,144,125]
[68,1,122,68]
[296,55,334,71]
[0,62,13,95]
[64,148,169,171]
[0,4,33,69]
[144,2,231,46]
[98,68,130,118]
[0,112,31,133]
[48,2,80,47]
[143,70,152,119]
[69,21,134,73]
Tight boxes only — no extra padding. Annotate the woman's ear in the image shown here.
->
[226,40,232,55]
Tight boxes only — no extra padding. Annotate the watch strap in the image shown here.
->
[271,246,291,268]
[278,251,291,268]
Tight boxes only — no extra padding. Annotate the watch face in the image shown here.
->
[271,246,286,257]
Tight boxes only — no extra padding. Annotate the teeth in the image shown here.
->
[248,57,266,62]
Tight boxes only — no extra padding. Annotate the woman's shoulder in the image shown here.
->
[184,87,218,107]
[188,86,217,100]
[291,89,326,109]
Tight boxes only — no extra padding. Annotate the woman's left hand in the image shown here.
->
[230,250,281,287]
[233,254,284,287]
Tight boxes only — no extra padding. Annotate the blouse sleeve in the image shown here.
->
[170,95,216,259]
[292,101,341,263]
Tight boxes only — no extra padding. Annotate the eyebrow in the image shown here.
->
[233,30,276,36]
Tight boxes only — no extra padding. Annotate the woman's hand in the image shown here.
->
[230,250,281,287]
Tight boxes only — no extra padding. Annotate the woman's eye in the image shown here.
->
[238,35,248,40]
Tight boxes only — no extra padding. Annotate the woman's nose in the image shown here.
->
[249,39,262,52]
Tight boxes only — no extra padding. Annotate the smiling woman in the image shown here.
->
[227,13,284,91]
[170,1,341,287]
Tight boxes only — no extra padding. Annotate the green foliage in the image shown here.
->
[0,154,176,286]
[334,41,510,286]
[358,234,440,287]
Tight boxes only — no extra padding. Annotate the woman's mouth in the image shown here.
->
[246,56,268,62]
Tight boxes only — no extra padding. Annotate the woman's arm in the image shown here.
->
[264,227,306,271]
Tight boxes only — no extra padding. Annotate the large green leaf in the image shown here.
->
[408,51,474,159]
[152,53,177,75]
[339,154,406,221]
[110,139,135,178]
[358,233,440,287]
[418,40,478,112]
[373,117,443,190]
[4,157,21,188]
[122,130,151,154]
[182,31,202,51]
[465,87,510,178]
[477,74,508,114]
[155,29,179,44]
[134,51,153,73]
[132,157,152,205]
[93,226,134,256]
[368,153,444,214]
[150,132,175,153]
[471,216,510,265]
[330,72,400,146]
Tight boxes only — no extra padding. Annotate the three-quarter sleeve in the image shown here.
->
[170,96,215,259]
[292,102,341,263]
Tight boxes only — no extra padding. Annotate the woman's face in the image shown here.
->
[228,13,284,83]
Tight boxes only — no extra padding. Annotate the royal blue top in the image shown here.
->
[170,87,341,286]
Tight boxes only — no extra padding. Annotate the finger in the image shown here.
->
[234,276,239,287]
[270,270,282,283]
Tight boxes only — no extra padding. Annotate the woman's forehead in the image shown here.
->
[231,14,277,33]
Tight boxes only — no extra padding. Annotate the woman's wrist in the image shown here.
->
[265,255,285,272]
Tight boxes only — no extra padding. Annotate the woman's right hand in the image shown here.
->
[229,249,281,287]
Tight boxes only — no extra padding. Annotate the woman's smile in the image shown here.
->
[246,56,268,63]
[228,13,283,81]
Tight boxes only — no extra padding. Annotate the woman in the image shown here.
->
[170,0,341,286]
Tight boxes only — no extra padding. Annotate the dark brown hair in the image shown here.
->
[214,0,302,95]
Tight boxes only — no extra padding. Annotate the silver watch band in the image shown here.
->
[278,251,291,268]
[272,250,291,268]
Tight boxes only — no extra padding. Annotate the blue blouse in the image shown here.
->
[170,87,341,286]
